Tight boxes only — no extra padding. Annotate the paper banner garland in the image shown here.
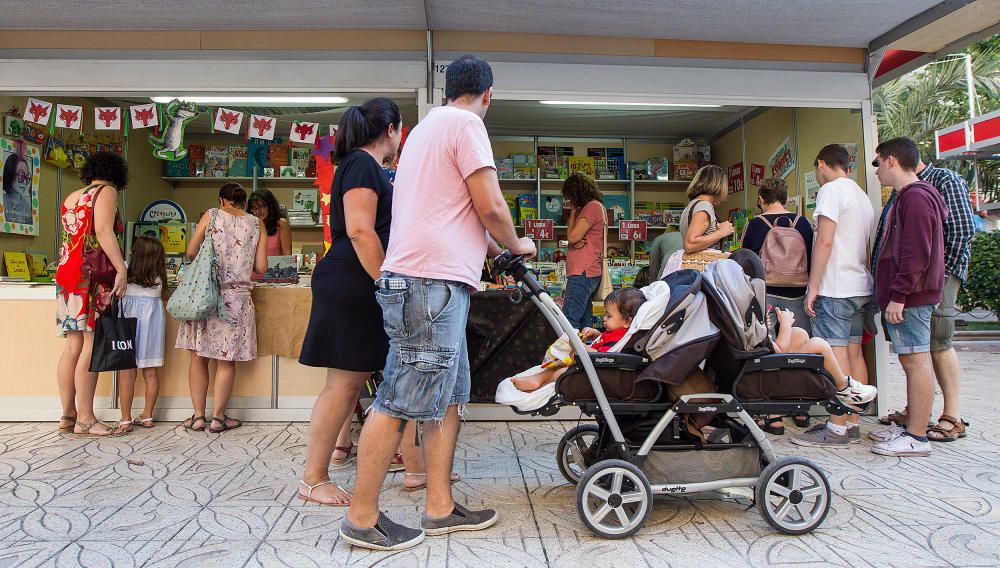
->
[22,99,52,126]
[289,121,319,145]
[149,100,200,161]
[55,104,83,130]
[213,107,244,135]
[130,103,159,130]
[94,107,122,131]
[249,114,276,141]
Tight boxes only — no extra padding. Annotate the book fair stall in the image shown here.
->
[0,46,889,421]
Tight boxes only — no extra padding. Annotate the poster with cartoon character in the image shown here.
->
[0,136,40,235]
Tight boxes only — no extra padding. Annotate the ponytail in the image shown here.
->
[219,182,247,206]
[333,97,402,161]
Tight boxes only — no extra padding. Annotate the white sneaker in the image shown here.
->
[868,424,905,443]
[835,376,877,406]
[871,433,931,457]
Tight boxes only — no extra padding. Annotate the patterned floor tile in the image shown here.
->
[0,541,68,568]
[172,507,284,541]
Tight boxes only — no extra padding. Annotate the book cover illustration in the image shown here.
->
[204,146,229,178]
[187,145,205,177]
[268,144,290,175]
[293,189,318,213]
[567,156,596,178]
[158,223,188,255]
[540,195,565,223]
[246,140,269,177]
[3,252,30,281]
[516,194,537,225]
[259,255,299,283]
[602,194,630,226]
[290,147,311,177]
[228,145,248,177]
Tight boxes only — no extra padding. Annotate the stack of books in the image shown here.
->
[287,210,317,227]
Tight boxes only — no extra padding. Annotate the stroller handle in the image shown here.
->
[494,251,546,297]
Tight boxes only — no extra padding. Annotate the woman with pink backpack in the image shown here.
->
[741,177,814,432]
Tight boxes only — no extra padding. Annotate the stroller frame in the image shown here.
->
[496,252,846,538]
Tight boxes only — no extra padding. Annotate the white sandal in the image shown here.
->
[117,420,134,434]
[297,479,351,507]
[132,416,154,428]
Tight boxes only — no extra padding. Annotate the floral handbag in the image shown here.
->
[167,209,223,321]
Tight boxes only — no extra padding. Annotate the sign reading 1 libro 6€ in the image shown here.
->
[619,220,647,241]
[524,219,553,240]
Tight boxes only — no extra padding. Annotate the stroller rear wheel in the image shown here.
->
[755,456,831,534]
[576,459,652,539]
[557,424,600,484]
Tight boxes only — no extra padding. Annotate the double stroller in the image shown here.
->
[493,250,865,538]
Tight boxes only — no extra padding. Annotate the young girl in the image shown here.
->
[116,236,167,432]
[513,287,646,392]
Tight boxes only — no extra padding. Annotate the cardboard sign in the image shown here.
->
[750,163,765,185]
[619,220,647,241]
[524,219,554,240]
[727,162,745,194]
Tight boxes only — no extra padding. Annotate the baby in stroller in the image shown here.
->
[512,288,646,393]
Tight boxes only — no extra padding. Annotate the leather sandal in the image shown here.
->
[57,415,77,432]
[74,420,124,438]
[182,415,206,432]
[331,442,356,469]
[209,415,242,433]
[879,408,908,426]
[927,414,968,442]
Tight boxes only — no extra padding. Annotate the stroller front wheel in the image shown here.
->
[576,459,652,539]
[557,424,601,485]
[755,456,832,535]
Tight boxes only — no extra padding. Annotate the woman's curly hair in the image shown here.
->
[561,172,602,209]
[80,151,129,190]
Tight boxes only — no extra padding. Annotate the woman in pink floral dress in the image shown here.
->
[176,183,267,434]
[54,152,129,437]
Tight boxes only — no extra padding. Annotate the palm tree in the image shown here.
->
[873,40,1000,202]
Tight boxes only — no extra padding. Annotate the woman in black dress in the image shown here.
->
[298,98,402,505]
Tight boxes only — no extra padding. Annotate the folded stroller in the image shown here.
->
[493,250,865,538]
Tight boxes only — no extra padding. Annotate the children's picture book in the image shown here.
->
[540,195,565,223]
[516,194,537,225]
[228,145,248,177]
[504,194,519,223]
[495,158,513,179]
[158,223,188,255]
[602,194,630,226]
[24,250,49,280]
[3,252,31,281]
[187,145,205,177]
[43,136,70,169]
[279,165,296,177]
[164,154,190,177]
[259,255,299,284]
[568,156,596,178]
[268,144,290,175]
[205,146,229,178]
[293,189,318,212]
[246,140,269,177]
[290,147,311,177]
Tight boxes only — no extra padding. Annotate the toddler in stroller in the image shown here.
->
[492,249,872,538]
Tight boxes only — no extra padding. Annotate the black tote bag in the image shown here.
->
[89,296,138,373]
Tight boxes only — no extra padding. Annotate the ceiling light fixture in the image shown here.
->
[539,100,721,108]
[149,96,349,105]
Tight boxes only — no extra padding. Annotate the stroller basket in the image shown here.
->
[643,447,761,485]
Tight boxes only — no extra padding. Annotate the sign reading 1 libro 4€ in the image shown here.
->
[524,219,553,240]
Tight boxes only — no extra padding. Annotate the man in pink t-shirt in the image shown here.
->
[343,55,535,552]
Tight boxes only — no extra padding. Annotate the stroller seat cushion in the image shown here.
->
[495,365,558,412]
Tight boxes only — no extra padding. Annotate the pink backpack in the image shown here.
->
[757,214,808,287]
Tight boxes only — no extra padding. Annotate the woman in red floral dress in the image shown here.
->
[55,152,129,437]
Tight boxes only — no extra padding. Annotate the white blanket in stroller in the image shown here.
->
[495,281,672,412]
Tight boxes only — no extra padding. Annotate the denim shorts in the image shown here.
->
[884,304,933,355]
[372,272,471,422]
[810,295,871,347]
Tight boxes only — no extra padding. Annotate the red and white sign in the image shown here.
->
[290,121,319,145]
[971,109,1000,153]
[524,219,553,240]
[750,163,765,186]
[727,162,745,194]
[213,107,245,135]
[619,220,647,241]
[130,103,159,130]
[935,121,970,159]
[55,104,83,130]
[22,98,52,126]
[249,114,276,140]
[94,107,122,130]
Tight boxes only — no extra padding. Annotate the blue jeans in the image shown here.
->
[884,304,934,354]
[563,274,602,330]
[373,272,471,421]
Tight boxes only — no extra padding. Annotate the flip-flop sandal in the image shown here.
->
[182,415,206,432]
[298,479,351,506]
[74,420,125,438]
[331,442,356,469]
[132,416,155,428]
[927,414,968,442]
[117,420,134,434]
[401,472,461,492]
[57,415,77,432]
[209,415,243,434]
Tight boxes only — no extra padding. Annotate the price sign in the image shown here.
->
[750,163,765,186]
[524,219,554,240]
[619,220,647,241]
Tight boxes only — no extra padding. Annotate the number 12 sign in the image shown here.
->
[524,219,554,240]
[619,220,647,241]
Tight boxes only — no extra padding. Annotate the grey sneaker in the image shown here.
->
[421,502,499,536]
[790,423,849,448]
[340,512,424,551]
[847,425,861,444]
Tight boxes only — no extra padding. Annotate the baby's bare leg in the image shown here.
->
[800,337,848,388]
[512,367,559,392]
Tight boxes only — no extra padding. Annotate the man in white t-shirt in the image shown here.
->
[342,55,536,551]
[792,143,876,449]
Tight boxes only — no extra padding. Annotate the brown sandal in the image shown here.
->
[927,414,968,442]
[330,442,355,469]
[878,408,908,426]
[57,415,77,432]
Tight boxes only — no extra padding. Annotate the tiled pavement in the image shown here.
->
[1,347,999,567]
